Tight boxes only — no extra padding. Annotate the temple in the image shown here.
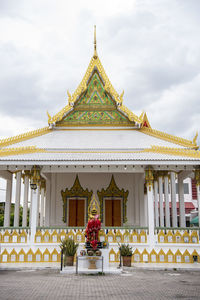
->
[0,27,200,267]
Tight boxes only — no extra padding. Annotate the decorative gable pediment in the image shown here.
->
[56,69,134,127]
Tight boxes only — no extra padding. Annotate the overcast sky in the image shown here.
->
[0,0,200,143]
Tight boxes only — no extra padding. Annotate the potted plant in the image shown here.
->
[119,244,133,267]
[60,238,79,266]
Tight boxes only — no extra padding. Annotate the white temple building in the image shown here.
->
[0,29,200,267]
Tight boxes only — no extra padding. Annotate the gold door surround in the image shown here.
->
[61,175,93,224]
[97,175,129,225]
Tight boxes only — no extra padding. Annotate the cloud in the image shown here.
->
[0,0,199,144]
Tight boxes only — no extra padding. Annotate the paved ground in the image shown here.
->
[0,268,200,300]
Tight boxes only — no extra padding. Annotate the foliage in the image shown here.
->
[60,238,79,256]
[119,244,133,256]
[0,205,30,227]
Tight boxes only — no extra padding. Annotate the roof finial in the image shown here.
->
[93,25,98,59]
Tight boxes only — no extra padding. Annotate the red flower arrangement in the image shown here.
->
[85,215,101,249]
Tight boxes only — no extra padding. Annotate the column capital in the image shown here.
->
[195,168,200,186]
[145,167,154,191]
[40,178,46,191]
[30,165,41,190]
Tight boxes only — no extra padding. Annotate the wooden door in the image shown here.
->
[68,199,85,226]
[105,200,112,226]
[105,199,121,226]
[113,200,121,226]
[77,200,84,226]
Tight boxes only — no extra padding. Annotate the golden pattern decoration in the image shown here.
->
[0,127,50,148]
[145,167,154,191]
[61,175,93,223]
[195,169,200,186]
[144,145,200,158]
[88,194,100,219]
[0,146,46,157]
[97,175,129,223]
[140,127,198,149]
[48,28,140,126]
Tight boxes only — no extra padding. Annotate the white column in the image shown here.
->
[4,176,13,227]
[134,175,140,225]
[30,187,39,244]
[14,172,21,227]
[139,174,145,226]
[178,174,185,227]
[145,168,155,246]
[154,179,159,227]
[164,175,170,227]
[44,175,51,227]
[197,185,200,227]
[36,187,40,227]
[170,172,177,227]
[158,175,164,227]
[40,187,45,227]
[147,184,155,246]
[22,173,29,227]
[29,189,33,226]
[50,173,56,226]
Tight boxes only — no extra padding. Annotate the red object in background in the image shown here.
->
[158,202,195,216]
[192,179,197,200]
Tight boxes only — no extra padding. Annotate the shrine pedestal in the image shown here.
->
[61,248,121,274]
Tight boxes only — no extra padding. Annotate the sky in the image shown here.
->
[0,0,200,144]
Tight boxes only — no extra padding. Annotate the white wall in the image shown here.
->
[47,172,145,227]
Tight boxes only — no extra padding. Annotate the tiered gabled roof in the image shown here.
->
[47,30,141,127]
[0,27,199,162]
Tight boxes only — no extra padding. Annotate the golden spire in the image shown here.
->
[93,25,98,59]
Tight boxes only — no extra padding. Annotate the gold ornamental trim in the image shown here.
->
[97,175,129,224]
[0,146,46,156]
[195,169,200,186]
[0,127,50,148]
[145,168,154,191]
[140,127,198,149]
[48,54,140,125]
[143,146,200,158]
[61,175,93,223]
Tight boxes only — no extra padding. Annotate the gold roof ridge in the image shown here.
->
[140,126,198,149]
[48,52,141,125]
[0,127,50,148]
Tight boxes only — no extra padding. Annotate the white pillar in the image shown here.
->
[22,173,29,227]
[178,174,185,227]
[170,172,177,227]
[197,185,200,227]
[36,187,40,227]
[134,175,140,225]
[164,175,170,227]
[29,189,33,226]
[139,174,145,226]
[145,168,155,246]
[40,187,45,227]
[158,175,164,227]
[14,172,21,227]
[154,179,159,227]
[30,187,39,244]
[4,176,13,227]
[44,175,51,227]
[147,185,155,246]
[50,173,56,226]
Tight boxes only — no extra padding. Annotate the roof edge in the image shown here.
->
[140,127,198,149]
[0,127,50,148]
